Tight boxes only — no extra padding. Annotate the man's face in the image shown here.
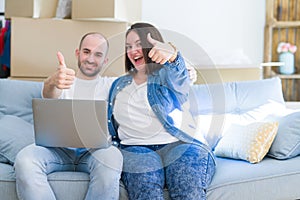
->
[77,34,108,78]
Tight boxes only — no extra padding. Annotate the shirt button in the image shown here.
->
[117,86,120,89]
[108,120,111,123]
[109,102,112,106]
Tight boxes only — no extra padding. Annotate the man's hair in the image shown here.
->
[79,32,109,56]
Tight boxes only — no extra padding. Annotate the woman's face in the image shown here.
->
[126,30,146,72]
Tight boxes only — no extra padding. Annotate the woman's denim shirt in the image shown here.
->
[107,52,214,161]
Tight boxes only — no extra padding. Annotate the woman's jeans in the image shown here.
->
[120,141,216,200]
[14,144,123,200]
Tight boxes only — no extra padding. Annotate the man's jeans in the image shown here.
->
[14,144,123,200]
[121,142,216,200]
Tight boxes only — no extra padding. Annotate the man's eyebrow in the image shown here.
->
[81,47,106,56]
[82,48,91,51]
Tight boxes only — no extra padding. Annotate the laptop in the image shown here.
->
[32,98,112,148]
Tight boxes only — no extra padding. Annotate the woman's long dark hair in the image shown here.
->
[125,22,165,74]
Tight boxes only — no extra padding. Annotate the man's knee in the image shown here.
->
[90,146,123,171]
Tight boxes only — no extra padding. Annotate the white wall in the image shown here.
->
[0,0,4,24]
[142,0,266,65]
[0,0,265,65]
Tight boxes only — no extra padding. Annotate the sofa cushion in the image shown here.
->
[195,101,286,149]
[0,79,43,124]
[268,111,300,159]
[207,156,300,200]
[189,77,285,116]
[190,77,285,149]
[214,121,278,163]
[0,115,34,164]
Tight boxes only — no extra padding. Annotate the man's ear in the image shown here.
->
[75,49,80,59]
[104,57,109,65]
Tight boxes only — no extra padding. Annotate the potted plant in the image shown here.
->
[277,42,297,74]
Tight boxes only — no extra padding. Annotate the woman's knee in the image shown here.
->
[121,146,165,199]
[165,143,215,188]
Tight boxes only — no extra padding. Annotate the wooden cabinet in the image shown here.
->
[264,0,300,101]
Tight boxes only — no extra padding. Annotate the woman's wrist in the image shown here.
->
[168,42,178,63]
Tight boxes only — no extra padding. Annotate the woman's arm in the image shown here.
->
[162,52,191,97]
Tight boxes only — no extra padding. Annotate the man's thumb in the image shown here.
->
[147,33,157,46]
[57,51,66,68]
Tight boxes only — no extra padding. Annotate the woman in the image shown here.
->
[107,22,215,200]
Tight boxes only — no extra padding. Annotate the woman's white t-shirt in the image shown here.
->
[113,81,179,145]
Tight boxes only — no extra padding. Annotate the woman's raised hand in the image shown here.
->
[147,33,177,64]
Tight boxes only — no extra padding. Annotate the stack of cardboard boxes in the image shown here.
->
[5,0,141,81]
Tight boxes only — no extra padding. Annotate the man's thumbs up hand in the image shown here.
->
[57,51,67,69]
[147,33,177,64]
[52,51,75,89]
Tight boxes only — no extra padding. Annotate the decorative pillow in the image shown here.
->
[0,79,43,124]
[0,115,34,164]
[195,101,286,150]
[214,122,279,163]
[55,0,72,19]
[268,112,300,159]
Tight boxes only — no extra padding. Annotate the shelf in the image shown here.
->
[275,73,300,79]
[264,0,300,101]
[269,19,300,28]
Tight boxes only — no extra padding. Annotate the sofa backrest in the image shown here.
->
[0,79,43,123]
[189,77,285,116]
[188,77,286,148]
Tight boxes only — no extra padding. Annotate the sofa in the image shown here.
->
[0,77,300,200]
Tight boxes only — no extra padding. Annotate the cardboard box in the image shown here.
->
[5,0,58,19]
[72,0,141,23]
[10,17,128,79]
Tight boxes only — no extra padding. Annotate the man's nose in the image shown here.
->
[87,54,96,62]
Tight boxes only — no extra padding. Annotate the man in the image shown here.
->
[14,32,122,200]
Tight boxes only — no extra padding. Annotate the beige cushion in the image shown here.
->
[214,122,279,163]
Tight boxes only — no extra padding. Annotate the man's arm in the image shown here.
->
[43,52,76,98]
